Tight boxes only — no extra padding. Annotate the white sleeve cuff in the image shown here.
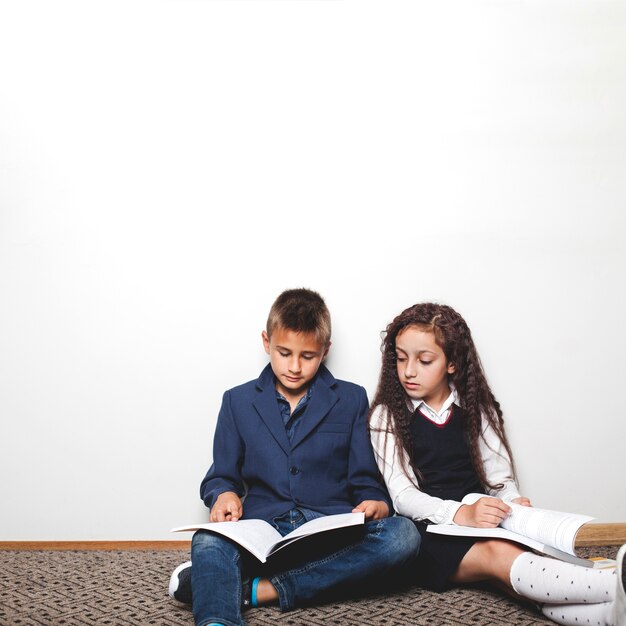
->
[436,500,464,525]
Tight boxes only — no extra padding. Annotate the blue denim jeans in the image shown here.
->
[190,510,420,626]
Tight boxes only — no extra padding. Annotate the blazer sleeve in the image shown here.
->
[199,390,246,508]
[348,386,393,508]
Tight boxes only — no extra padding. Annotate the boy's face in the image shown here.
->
[262,327,329,401]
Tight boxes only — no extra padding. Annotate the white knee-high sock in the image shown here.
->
[541,601,614,626]
[510,552,616,604]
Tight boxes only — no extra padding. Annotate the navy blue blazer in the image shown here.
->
[200,363,391,522]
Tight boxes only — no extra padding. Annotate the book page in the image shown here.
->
[425,525,595,567]
[170,512,365,562]
[459,493,593,556]
[499,503,593,555]
[170,519,282,561]
[269,512,365,556]
[427,524,544,549]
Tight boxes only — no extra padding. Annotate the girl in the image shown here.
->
[369,303,625,626]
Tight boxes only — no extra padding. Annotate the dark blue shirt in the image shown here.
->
[274,382,321,525]
[275,382,313,442]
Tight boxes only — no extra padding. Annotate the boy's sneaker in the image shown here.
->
[241,577,253,610]
[167,561,256,611]
[168,560,192,605]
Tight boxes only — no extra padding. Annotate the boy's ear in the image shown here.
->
[262,330,271,355]
[447,362,456,374]
[322,341,332,361]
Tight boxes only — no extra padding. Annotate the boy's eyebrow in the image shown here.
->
[276,345,321,356]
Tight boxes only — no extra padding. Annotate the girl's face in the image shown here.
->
[395,325,455,411]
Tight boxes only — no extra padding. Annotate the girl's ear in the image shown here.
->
[447,362,456,374]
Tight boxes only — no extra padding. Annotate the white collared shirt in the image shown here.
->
[412,390,457,425]
[370,389,521,525]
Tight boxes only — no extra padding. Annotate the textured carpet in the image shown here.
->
[0,546,619,626]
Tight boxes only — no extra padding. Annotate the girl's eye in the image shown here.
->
[396,356,407,362]
[420,360,432,366]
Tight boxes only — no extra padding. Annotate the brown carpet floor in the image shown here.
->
[0,546,619,625]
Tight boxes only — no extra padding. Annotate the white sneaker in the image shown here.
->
[168,560,192,605]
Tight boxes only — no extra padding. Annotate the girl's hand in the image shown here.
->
[210,491,243,522]
[512,496,532,507]
[453,497,511,528]
[352,500,389,520]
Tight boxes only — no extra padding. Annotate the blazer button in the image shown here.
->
[289,466,300,475]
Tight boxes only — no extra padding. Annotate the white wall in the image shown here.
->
[1,0,625,540]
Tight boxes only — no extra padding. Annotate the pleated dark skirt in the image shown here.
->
[412,521,479,591]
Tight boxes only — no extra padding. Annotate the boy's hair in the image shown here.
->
[369,302,516,492]
[266,288,331,346]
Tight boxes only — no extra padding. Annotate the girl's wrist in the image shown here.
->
[453,504,468,525]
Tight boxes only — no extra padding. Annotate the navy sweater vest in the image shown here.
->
[409,404,484,502]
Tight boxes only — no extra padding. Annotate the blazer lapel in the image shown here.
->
[290,365,339,449]
[252,365,291,456]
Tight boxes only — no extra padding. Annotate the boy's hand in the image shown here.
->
[512,496,532,507]
[210,491,243,522]
[453,496,511,528]
[352,500,389,521]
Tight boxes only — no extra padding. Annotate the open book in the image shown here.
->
[171,512,365,563]
[426,493,598,567]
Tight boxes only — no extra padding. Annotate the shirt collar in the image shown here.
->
[410,384,458,417]
[275,379,314,406]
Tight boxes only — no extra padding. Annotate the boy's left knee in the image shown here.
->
[372,516,421,563]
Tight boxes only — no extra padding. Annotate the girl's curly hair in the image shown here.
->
[369,303,516,491]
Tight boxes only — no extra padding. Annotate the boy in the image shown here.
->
[169,288,420,626]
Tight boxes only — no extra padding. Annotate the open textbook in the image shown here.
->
[171,512,365,563]
[426,493,601,568]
